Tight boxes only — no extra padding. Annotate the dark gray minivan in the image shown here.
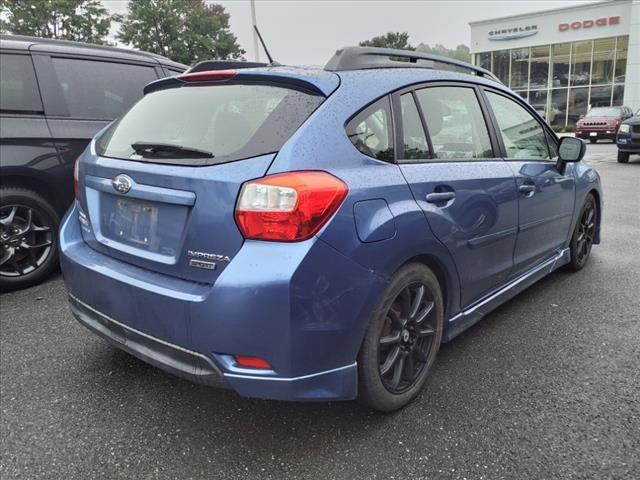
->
[0,35,186,290]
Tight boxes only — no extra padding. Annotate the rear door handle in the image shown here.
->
[519,184,536,195]
[426,192,456,203]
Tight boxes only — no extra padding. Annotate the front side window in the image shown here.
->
[486,91,551,160]
[346,97,394,161]
[51,58,158,119]
[399,93,430,160]
[0,54,43,113]
[415,86,493,160]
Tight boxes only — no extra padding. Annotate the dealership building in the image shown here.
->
[469,0,639,128]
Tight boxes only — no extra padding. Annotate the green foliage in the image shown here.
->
[116,0,244,65]
[416,43,471,63]
[0,0,113,44]
[359,32,415,51]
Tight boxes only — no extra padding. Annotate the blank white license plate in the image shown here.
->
[590,132,597,137]
[113,198,158,246]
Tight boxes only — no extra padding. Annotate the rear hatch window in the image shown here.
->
[95,83,323,166]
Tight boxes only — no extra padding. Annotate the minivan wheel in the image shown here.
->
[0,187,60,291]
[357,263,443,412]
[617,151,629,163]
[567,193,597,272]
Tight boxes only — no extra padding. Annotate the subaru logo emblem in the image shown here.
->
[112,174,133,194]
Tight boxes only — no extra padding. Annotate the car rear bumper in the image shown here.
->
[60,203,384,402]
[68,293,228,387]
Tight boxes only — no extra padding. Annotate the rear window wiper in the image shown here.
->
[131,142,214,159]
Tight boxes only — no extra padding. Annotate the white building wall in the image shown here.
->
[623,0,640,111]
[470,0,632,53]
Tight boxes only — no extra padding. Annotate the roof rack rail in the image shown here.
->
[324,46,501,83]
[188,60,268,73]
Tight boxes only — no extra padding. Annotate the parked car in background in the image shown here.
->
[61,47,602,411]
[575,106,634,143]
[616,108,640,163]
[0,35,187,290]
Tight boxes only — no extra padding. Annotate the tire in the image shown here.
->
[567,193,597,272]
[0,187,60,291]
[589,138,597,144]
[617,151,629,163]
[357,263,444,411]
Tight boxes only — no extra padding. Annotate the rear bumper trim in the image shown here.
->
[68,294,227,388]
[223,363,356,382]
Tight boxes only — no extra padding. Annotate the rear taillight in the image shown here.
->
[73,156,80,199]
[234,171,348,242]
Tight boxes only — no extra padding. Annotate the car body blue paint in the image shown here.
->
[353,199,396,243]
[60,66,603,402]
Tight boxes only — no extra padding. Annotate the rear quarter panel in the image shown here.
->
[268,70,472,322]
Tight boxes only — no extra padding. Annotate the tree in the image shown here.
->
[116,0,244,65]
[359,32,414,51]
[416,43,471,63]
[0,0,113,44]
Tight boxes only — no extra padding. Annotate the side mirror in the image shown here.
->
[557,137,586,174]
[558,136,586,162]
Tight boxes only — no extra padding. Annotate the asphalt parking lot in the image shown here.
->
[1,142,639,480]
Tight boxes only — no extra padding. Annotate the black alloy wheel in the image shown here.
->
[0,187,60,291]
[357,263,443,411]
[378,283,437,394]
[568,193,597,271]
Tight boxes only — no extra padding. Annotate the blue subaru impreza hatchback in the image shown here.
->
[60,47,602,411]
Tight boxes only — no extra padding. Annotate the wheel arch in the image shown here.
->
[588,188,602,244]
[398,253,454,322]
[0,173,62,214]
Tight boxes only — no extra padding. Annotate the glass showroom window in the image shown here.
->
[493,50,510,86]
[530,45,550,89]
[513,90,528,102]
[612,85,624,106]
[551,43,570,88]
[592,37,615,85]
[550,88,568,128]
[477,52,491,71]
[510,48,529,90]
[567,87,588,126]
[529,89,548,121]
[614,36,628,83]
[570,41,591,87]
[590,85,614,108]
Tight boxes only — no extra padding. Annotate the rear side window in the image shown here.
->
[0,54,43,113]
[346,97,394,162]
[415,86,493,160]
[486,91,551,160]
[51,58,158,119]
[96,83,323,165]
[400,93,430,160]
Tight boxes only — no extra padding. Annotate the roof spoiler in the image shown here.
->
[143,68,336,97]
[187,60,268,73]
[324,46,500,83]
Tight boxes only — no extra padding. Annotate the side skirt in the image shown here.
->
[443,248,570,342]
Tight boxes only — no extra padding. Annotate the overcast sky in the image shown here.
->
[103,0,595,65]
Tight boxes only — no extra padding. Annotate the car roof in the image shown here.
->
[333,67,512,100]
[0,34,187,70]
